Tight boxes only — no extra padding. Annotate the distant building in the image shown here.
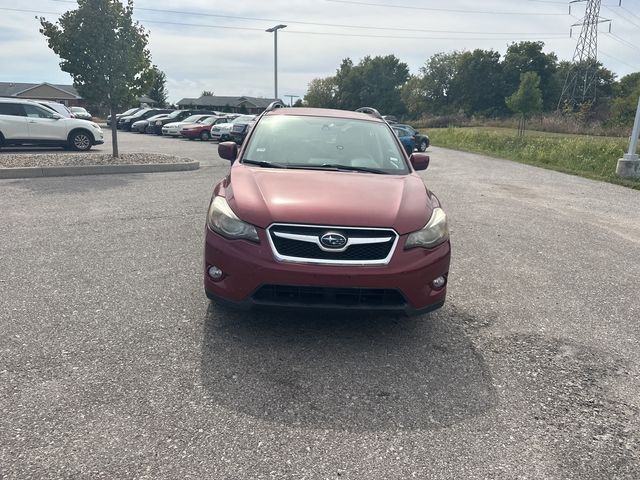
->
[0,82,84,106]
[176,95,280,114]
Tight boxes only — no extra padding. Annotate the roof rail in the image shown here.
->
[355,107,383,120]
[263,100,286,114]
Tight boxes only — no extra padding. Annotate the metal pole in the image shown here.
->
[627,95,640,157]
[266,25,286,101]
[616,95,640,178]
[274,29,278,100]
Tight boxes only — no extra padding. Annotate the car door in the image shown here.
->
[0,102,29,140]
[23,104,67,141]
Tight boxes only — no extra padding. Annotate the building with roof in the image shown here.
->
[0,82,84,106]
[176,95,280,114]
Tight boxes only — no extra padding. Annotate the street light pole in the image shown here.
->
[616,95,640,179]
[265,24,287,101]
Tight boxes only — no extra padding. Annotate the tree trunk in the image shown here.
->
[110,104,119,159]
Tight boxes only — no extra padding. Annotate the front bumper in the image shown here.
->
[204,227,450,315]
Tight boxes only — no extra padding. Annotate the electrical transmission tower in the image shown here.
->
[557,0,611,110]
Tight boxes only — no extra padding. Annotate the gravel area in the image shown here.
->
[0,152,192,168]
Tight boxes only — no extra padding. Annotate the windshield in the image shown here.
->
[121,108,138,116]
[242,115,409,174]
[71,107,87,113]
[182,115,203,123]
[232,115,255,124]
[167,110,183,119]
[201,116,220,125]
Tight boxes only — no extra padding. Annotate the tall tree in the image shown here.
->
[39,0,153,158]
[148,65,168,107]
[506,72,543,136]
[304,77,337,108]
[502,42,557,111]
[201,90,214,97]
[419,51,462,115]
[450,49,506,116]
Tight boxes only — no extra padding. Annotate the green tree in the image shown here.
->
[39,0,153,158]
[450,49,506,116]
[502,41,557,111]
[401,75,428,118]
[148,65,168,107]
[201,90,214,97]
[506,72,543,136]
[304,77,337,108]
[419,51,461,115]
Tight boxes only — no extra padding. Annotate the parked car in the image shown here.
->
[229,115,257,144]
[0,98,104,150]
[107,107,141,126]
[161,114,217,137]
[181,116,231,141]
[32,100,73,118]
[396,124,430,152]
[204,104,450,315]
[70,106,92,120]
[118,108,172,131]
[131,113,170,133]
[150,109,216,135]
[392,125,416,156]
[210,115,253,142]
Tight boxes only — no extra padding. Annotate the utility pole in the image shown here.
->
[557,0,610,110]
[265,24,286,101]
[616,95,640,178]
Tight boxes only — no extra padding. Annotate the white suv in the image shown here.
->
[0,98,104,151]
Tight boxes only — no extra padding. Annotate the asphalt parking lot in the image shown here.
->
[1,129,639,479]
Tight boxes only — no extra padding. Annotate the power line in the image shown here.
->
[43,0,566,36]
[599,49,640,70]
[0,7,569,40]
[325,0,568,15]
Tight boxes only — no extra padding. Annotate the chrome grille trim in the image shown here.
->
[267,223,399,265]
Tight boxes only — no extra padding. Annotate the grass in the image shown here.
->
[427,127,640,191]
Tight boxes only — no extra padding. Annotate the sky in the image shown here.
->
[0,0,639,104]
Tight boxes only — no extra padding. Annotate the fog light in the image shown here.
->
[208,266,224,280]
[432,276,446,289]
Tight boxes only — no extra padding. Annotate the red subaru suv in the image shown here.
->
[204,105,450,315]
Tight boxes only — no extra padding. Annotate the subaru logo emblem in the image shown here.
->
[320,232,347,249]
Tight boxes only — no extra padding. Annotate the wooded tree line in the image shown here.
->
[303,41,640,126]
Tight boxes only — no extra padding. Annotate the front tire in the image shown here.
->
[69,131,93,151]
[200,131,210,141]
[418,139,428,152]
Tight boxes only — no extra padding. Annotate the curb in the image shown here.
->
[0,161,200,179]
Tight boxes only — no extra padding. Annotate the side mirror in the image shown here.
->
[218,141,238,162]
[52,113,63,120]
[410,152,429,171]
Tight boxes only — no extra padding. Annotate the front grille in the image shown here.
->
[267,224,398,265]
[253,285,406,308]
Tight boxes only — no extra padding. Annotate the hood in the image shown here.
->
[225,166,432,234]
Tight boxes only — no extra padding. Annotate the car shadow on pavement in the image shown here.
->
[200,303,497,432]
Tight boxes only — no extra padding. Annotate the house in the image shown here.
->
[176,95,280,114]
[0,82,85,106]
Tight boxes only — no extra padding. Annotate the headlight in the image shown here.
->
[405,208,449,249]
[207,196,259,242]
[90,122,101,130]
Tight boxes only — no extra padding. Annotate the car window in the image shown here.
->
[0,102,26,116]
[23,104,55,119]
[243,115,409,174]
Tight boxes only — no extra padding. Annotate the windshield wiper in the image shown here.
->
[317,163,387,174]
[242,159,287,169]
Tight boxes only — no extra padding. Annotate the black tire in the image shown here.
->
[200,131,210,141]
[418,139,428,152]
[0,132,4,149]
[69,130,93,151]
